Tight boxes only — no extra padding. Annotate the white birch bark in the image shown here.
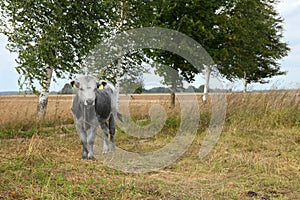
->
[202,65,212,103]
[37,65,53,120]
[243,71,247,93]
[114,0,125,110]
[115,51,121,111]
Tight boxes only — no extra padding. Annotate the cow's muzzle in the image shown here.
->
[84,99,95,106]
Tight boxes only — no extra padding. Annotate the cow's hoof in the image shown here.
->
[102,150,108,154]
[109,148,115,153]
[103,146,109,154]
[110,145,115,152]
[87,156,95,161]
[82,156,88,160]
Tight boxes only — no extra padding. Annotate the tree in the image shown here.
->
[84,0,158,105]
[149,0,230,102]
[153,61,184,107]
[0,0,113,119]
[219,0,290,92]
[119,74,145,94]
[60,83,73,94]
[149,0,289,96]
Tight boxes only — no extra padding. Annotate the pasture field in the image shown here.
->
[0,91,299,199]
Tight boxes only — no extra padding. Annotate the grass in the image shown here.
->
[0,91,299,199]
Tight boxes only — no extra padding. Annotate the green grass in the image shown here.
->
[0,124,299,199]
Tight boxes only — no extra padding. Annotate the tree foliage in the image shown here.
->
[149,0,229,81]
[84,0,158,88]
[0,0,113,92]
[219,0,290,85]
[148,0,289,92]
[0,0,289,98]
[60,83,73,94]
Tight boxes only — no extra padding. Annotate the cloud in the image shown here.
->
[275,0,300,86]
[277,0,300,14]
[0,34,19,91]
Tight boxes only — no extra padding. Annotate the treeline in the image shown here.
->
[57,83,231,94]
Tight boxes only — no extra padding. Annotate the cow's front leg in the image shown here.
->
[109,115,115,152]
[101,122,109,154]
[76,122,88,159]
[87,126,96,160]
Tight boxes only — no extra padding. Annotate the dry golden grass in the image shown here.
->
[0,90,299,131]
[0,91,298,155]
[0,95,73,128]
[0,90,299,199]
[225,91,300,130]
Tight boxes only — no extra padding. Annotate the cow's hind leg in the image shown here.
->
[109,115,115,152]
[101,122,109,154]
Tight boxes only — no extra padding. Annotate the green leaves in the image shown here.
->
[220,0,290,85]
[148,0,289,89]
[149,0,230,80]
[0,0,110,92]
[0,0,290,93]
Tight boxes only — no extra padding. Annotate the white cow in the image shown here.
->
[71,75,120,159]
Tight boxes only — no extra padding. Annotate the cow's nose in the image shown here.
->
[85,99,94,105]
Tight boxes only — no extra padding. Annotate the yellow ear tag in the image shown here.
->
[73,84,77,89]
[98,84,104,90]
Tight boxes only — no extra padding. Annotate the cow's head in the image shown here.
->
[71,76,107,106]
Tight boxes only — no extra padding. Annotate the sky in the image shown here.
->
[0,0,299,92]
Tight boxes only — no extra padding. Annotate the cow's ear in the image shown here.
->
[70,80,79,89]
[97,80,107,90]
[98,84,104,90]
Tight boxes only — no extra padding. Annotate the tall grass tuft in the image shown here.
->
[225,90,299,131]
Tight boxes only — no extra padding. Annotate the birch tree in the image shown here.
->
[0,0,112,119]
[86,0,156,95]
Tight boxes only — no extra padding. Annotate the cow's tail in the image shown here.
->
[117,112,123,122]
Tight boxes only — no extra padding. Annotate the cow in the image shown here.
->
[71,75,120,160]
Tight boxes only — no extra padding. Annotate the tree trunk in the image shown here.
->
[114,0,125,110]
[170,91,175,108]
[37,66,53,120]
[115,53,121,110]
[171,79,176,108]
[243,71,247,93]
[170,70,177,108]
[202,65,211,103]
